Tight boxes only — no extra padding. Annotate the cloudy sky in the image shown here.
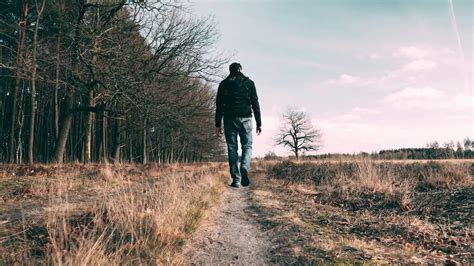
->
[191,0,473,157]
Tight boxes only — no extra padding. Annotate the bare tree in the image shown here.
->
[464,137,472,151]
[427,141,440,149]
[275,109,322,159]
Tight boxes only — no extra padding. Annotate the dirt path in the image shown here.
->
[183,186,272,265]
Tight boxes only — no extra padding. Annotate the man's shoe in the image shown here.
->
[241,173,250,187]
[230,182,240,188]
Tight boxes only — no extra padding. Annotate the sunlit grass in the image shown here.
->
[0,163,227,264]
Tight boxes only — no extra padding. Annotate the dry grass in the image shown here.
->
[251,159,473,264]
[268,159,472,212]
[0,163,228,264]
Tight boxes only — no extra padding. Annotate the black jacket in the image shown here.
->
[215,73,262,128]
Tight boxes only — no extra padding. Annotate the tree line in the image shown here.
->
[265,137,474,160]
[0,0,227,164]
[373,139,474,160]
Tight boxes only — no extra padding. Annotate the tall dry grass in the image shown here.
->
[268,159,473,211]
[1,163,228,264]
[261,159,473,263]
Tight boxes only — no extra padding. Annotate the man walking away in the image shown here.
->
[215,62,262,188]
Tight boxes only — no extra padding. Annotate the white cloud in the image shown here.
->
[352,107,381,115]
[242,52,338,71]
[402,59,437,72]
[369,53,381,60]
[327,74,360,85]
[444,114,473,121]
[384,87,473,110]
[326,45,461,91]
[384,87,445,108]
[333,114,361,121]
[358,53,382,61]
[325,74,382,88]
[323,107,380,125]
[393,46,457,66]
[453,93,474,109]
[393,46,432,59]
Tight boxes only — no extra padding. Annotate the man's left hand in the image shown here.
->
[256,127,262,136]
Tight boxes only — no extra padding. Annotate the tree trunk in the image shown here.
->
[84,91,94,163]
[129,128,133,163]
[114,118,122,164]
[0,45,5,160]
[54,36,61,139]
[53,0,64,140]
[102,111,108,163]
[54,92,73,163]
[28,0,46,164]
[9,0,29,163]
[143,117,148,164]
[85,9,101,163]
[294,137,299,160]
[15,80,27,164]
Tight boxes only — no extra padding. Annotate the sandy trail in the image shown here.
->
[183,185,272,265]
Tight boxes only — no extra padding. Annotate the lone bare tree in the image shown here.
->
[275,109,322,159]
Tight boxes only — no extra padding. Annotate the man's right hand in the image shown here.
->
[216,127,223,137]
[256,127,262,136]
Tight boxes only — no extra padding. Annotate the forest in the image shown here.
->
[0,0,226,164]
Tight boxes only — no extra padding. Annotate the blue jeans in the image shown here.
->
[224,117,253,184]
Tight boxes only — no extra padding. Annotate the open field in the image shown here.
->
[251,159,473,264]
[1,159,473,264]
[263,158,474,164]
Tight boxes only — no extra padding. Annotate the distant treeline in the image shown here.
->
[0,0,226,164]
[264,138,474,160]
[313,148,473,160]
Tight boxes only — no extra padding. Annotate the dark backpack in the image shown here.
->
[223,76,252,117]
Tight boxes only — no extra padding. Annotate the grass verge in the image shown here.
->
[0,163,228,264]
